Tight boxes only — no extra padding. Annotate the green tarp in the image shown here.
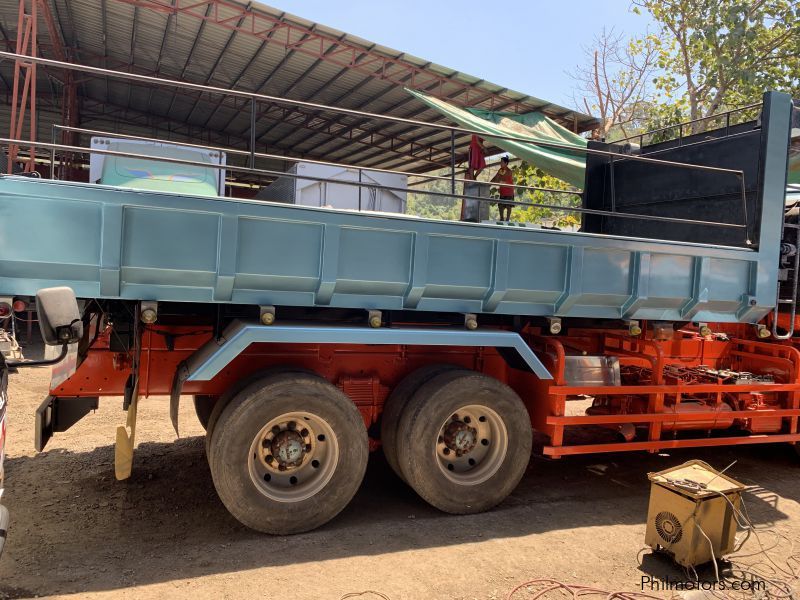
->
[406,88,587,188]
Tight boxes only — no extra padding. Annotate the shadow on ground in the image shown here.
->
[0,434,797,596]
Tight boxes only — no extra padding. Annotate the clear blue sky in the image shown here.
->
[274,0,654,111]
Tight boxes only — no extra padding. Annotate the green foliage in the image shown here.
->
[633,0,800,129]
[406,170,462,221]
[406,162,580,228]
[506,162,581,228]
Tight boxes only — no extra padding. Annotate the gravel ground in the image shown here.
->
[0,358,799,600]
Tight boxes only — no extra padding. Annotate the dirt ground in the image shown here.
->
[0,357,799,600]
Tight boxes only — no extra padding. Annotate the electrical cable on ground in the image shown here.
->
[506,578,666,600]
[340,591,392,600]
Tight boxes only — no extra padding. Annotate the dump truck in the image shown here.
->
[0,87,797,537]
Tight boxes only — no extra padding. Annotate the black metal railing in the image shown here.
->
[0,50,752,241]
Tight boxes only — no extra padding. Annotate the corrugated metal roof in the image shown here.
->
[0,0,599,175]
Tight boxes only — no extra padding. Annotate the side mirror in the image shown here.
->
[36,287,83,346]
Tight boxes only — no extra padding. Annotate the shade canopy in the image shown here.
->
[406,89,588,188]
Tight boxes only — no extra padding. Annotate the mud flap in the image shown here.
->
[169,361,189,437]
[115,374,139,480]
[115,310,142,481]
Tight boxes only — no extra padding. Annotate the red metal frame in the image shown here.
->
[49,319,800,455]
[52,324,509,429]
[7,0,37,174]
[525,328,800,457]
[7,0,79,178]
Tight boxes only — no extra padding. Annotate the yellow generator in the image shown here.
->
[645,460,746,567]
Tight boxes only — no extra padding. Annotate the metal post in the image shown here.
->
[739,173,750,245]
[609,153,616,213]
[249,98,256,169]
[358,168,362,211]
[50,123,56,179]
[450,130,456,195]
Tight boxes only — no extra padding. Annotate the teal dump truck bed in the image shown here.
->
[0,92,793,326]
[0,173,780,324]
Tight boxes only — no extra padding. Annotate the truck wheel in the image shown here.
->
[193,395,217,431]
[204,367,313,457]
[395,370,532,514]
[380,364,462,482]
[207,371,368,534]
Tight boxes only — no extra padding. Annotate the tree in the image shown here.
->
[572,28,658,139]
[407,161,581,228]
[634,0,800,132]
[505,162,581,228]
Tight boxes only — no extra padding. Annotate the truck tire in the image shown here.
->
[207,371,368,534]
[380,364,462,482]
[395,370,532,514]
[204,367,312,457]
[193,395,217,431]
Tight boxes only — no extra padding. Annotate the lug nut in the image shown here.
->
[271,425,281,435]
[265,455,274,464]
[278,464,287,471]
[443,447,450,456]
[288,421,296,430]
[301,428,309,437]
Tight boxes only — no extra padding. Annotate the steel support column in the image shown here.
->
[7,0,37,174]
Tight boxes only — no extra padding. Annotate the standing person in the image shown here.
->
[491,155,514,221]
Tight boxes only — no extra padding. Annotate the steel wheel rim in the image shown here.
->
[248,411,339,502]
[434,404,507,485]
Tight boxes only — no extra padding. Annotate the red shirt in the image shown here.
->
[497,166,514,197]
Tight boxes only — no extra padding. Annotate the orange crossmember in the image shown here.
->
[546,408,800,425]
[544,433,800,457]
[550,383,800,395]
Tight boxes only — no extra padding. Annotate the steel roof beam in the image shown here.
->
[125,4,139,108]
[182,5,249,123]
[309,74,478,161]
[198,11,283,129]
[163,2,213,118]
[327,92,523,169]
[281,63,403,150]
[213,27,314,133]
[115,0,552,115]
[248,102,450,168]
[253,50,350,140]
